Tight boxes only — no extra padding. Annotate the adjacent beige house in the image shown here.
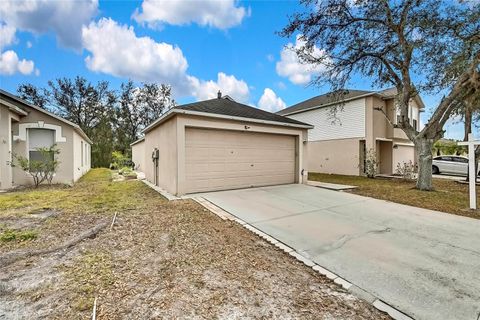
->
[132,95,312,196]
[277,88,424,176]
[0,89,92,190]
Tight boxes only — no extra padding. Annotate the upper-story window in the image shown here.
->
[28,128,54,162]
[412,119,418,130]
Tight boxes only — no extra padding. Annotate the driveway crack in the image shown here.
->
[316,227,392,254]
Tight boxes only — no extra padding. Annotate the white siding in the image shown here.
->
[287,99,366,141]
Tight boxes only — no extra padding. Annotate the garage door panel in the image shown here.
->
[187,165,295,181]
[185,128,297,193]
[186,146,227,160]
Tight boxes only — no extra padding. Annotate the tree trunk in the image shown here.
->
[415,138,434,191]
[464,108,472,141]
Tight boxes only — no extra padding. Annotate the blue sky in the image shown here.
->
[0,0,470,139]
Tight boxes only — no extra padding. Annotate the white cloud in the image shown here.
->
[82,18,249,102]
[0,50,36,75]
[82,18,189,92]
[133,0,249,29]
[266,54,274,62]
[257,88,286,112]
[276,35,329,85]
[0,24,16,50]
[26,41,32,48]
[188,72,249,103]
[0,0,98,49]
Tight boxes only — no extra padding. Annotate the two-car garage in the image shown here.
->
[135,96,311,196]
[185,128,297,194]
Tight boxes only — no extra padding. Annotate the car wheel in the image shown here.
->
[432,165,439,174]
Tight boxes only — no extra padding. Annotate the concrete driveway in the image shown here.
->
[199,184,480,320]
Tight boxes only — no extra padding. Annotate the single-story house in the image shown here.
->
[0,89,92,190]
[131,93,312,196]
[277,88,425,176]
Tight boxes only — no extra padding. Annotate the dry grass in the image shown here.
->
[0,169,389,319]
[309,172,479,219]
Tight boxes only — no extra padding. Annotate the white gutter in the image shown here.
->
[143,108,313,134]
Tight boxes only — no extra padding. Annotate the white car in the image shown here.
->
[432,155,479,176]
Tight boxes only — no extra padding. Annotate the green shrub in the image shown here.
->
[119,166,133,176]
[395,160,418,180]
[110,151,130,170]
[433,140,467,156]
[364,148,378,178]
[13,144,61,187]
[0,229,38,242]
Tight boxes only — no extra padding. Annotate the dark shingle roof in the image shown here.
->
[175,97,311,126]
[277,89,374,116]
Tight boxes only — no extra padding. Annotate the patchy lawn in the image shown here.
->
[309,172,479,219]
[0,169,388,319]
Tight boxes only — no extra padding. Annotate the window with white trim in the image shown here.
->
[28,129,54,163]
[81,141,84,166]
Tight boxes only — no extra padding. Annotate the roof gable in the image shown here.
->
[143,97,313,133]
[277,89,374,116]
[277,87,425,116]
[0,89,92,144]
[176,97,311,126]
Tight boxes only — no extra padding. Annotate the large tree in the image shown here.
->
[281,0,480,190]
[17,77,117,167]
[17,83,50,110]
[18,77,175,165]
[116,81,175,153]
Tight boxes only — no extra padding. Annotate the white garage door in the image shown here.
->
[185,128,296,193]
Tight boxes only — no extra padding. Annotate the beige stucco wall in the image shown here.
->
[144,116,178,194]
[377,140,393,174]
[371,96,391,140]
[144,113,308,196]
[131,140,146,172]
[393,144,415,173]
[304,138,361,176]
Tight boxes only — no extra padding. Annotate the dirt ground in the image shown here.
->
[0,169,390,319]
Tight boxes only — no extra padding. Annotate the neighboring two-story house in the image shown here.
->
[277,88,424,176]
